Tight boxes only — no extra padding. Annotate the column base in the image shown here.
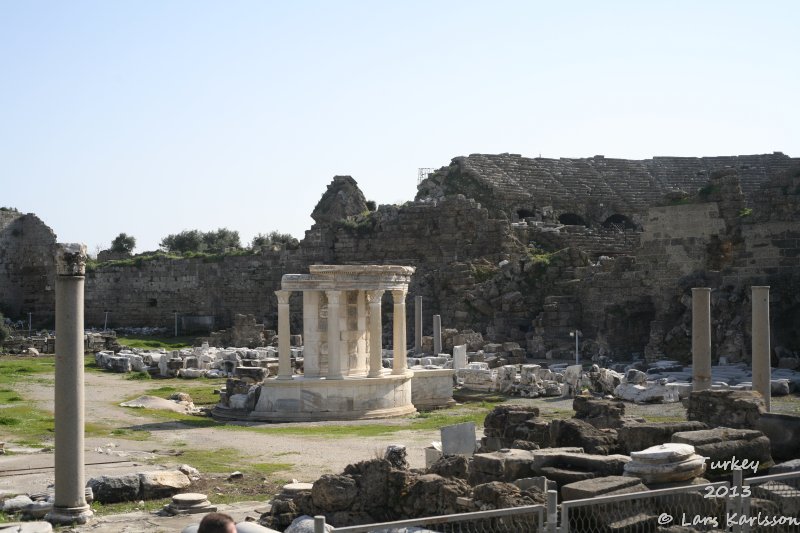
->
[46,505,93,525]
[326,374,344,380]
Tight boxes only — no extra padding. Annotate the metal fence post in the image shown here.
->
[546,489,558,533]
[730,469,743,533]
[314,515,327,533]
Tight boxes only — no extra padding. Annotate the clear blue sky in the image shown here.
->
[2,1,797,254]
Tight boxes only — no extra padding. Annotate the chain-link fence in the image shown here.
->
[740,471,800,533]
[560,482,730,533]
[317,504,546,533]
[312,472,800,533]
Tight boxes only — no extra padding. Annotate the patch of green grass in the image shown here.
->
[153,446,291,477]
[738,207,753,217]
[91,497,172,516]
[117,336,195,350]
[126,371,152,380]
[110,428,153,441]
[0,404,54,445]
[0,356,56,384]
[143,380,226,406]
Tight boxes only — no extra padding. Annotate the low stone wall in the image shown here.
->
[410,369,455,410]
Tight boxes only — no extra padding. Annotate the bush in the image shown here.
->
[251,231,299,250]
[110,233,136,253]
[160,228,242,254]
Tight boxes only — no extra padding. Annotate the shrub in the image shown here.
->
[110,233,136,253]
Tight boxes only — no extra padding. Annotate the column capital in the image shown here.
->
[326,290,342,305]
[391,289,407,302]
[56,243,87,277]
[366,289,384,304]
[275,290,291,305]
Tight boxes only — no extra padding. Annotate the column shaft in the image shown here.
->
[367,290,384,377]
[326,291,343,379]
[752,286,771,411]
[433,315,442,355]
[48,244,92,525]
[392,289,407,375]
[692,288,712,392]
[414,295,422,354]
[276,291,292,380]
[302,291,320,378]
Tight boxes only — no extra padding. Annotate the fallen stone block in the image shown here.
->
[549,418,618,454]
[617,421,708,454]
[671,427,774,474]
[139,470,192,499]
[86,474,140,503]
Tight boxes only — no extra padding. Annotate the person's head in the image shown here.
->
[198,512,236,533]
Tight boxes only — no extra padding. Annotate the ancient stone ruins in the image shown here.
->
[1,152,800,531]
[2,153,800,367]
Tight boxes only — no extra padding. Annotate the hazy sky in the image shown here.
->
[2,1,797,254]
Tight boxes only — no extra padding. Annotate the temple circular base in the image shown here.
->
[45,505,93,525]
[213,372,417,422]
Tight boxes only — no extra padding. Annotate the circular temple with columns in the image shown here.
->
[213,264,418,421]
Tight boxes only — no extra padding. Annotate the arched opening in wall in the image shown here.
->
[604,298,655,360]
[558,213,587,226]
[602,214,636,230]
[517,208,536,220]
[774,302,800,360]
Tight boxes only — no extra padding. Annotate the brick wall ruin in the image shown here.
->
[0,211,57,326]
[2,153,799,362]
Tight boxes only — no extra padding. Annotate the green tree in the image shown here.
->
[160,230,204,253]
[251,231,299,250]
[160,228,242,254]
[110,233,136,253]
[202,228,242,253]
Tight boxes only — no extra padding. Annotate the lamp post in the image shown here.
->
[172,310,178,338]
[28,312,32,337]
[103,310,110,332]
[570,329,581,365]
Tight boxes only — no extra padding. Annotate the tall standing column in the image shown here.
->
[367,290,384,378]
[752,286,771,411]
[46,244,93,525]
[392,289,408,375]
[433,315,442,355]
[302,291,320,378]
[355,291,367,373]
[414,295,423,354]
[276,290,292,380]
[326,290,343,379]
[691,288,712,392]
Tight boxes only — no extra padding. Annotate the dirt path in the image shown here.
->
[13,369,442,485]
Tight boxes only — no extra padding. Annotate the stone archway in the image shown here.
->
[558,213,588,226]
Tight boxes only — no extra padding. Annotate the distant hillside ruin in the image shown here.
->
[2,153,799,363]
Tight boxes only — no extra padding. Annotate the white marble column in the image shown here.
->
[414,295,423,354]
[302,291,320,378]
[691,288,712,392]
[355,290,367,374]
[47,244,93,526]
[367,290,384,378]
[433,314,442,355]
[326,290,343,380]
[276,290,292,380]
[752,286,771,411]
[392,289,408,375]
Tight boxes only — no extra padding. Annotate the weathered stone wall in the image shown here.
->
[418,152,799,224]
[83,249,306,330]
[2,156,798,361]
[0,212,57,325]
